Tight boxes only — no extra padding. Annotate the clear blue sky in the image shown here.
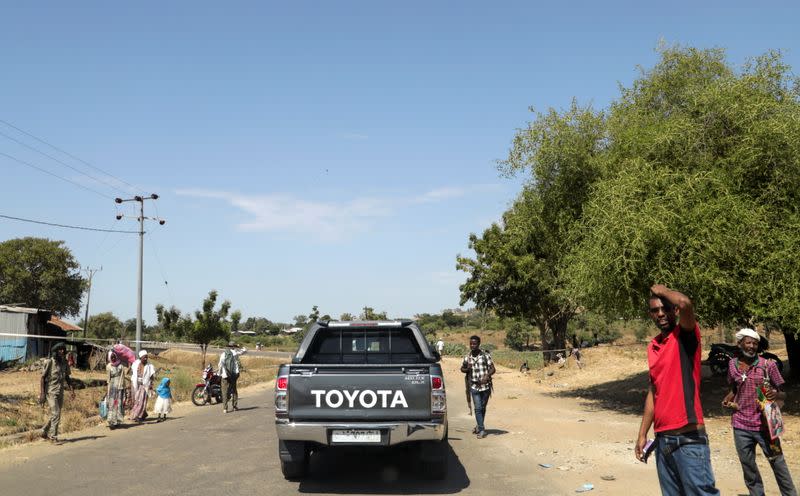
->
[1,2,798,325]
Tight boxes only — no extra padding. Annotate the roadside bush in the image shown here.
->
[504,321,533,351]
[442,342,467,356]
[491,350,544,370]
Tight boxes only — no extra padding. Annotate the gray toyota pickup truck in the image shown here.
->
[274,320,448,479]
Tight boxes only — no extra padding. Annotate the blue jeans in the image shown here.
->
[471,389,490,432]
[655,431,719,495]
[733,428,797,496]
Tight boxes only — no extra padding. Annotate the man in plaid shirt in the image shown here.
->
[461,335,495,439]
[722,328,796,496]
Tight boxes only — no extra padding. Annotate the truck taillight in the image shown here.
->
[431,375,446,414]
[275,375,289,413]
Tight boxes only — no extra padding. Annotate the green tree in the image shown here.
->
[504,320,533,351]
[308,305,320,323]
[230,310,242,333]
[155,304,193,340]
[0,237,85,316]
[339,312,355,321]
[563,46,800,370]
[241,316,278,335]
[83,312,123,341]
[191,290,231,366]
[441,310,465,328]
[361,306,388,320]
[458,102,606,355]
[123,318,137,340]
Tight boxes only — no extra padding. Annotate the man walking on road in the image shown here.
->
[635,284,720,495]
[130,350,155,422]
[722,328,797,496]
[39,342,74,443]
[218,342,246,413]
[461,335,495,439]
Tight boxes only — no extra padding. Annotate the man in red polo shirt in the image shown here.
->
[635,284,720,495]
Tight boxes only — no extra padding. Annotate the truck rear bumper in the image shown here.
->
[275,419,447,446]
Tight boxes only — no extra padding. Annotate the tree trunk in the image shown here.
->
[783,327,800,381]
[548,314,570,355]
[537,323,550,361]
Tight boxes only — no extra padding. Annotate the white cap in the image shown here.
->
[735,328,760,342]
[139,350,148,358]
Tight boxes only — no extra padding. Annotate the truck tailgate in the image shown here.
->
[288,365,432,421]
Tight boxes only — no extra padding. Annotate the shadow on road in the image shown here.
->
[296,444,469,494]
[61,435,106,443]
[547,364,800,420]
[548,370,650,416]
[483,428,508,437]
[234,406,259,412]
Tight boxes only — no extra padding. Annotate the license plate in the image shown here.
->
[331,429,381,443]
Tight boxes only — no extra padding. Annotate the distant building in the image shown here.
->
[0,305,81,364]
[234,330,257,336]
[283,327,303,334]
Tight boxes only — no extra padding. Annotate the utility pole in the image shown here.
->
[82,266,102,339]
[115,194,165,353]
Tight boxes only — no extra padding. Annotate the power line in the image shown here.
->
[0,150,115,200]
[0,213,139,233]
[147,231,175,307]
[0,118,142,194]
[0,128,129,196]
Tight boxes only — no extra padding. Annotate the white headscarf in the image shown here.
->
[735,328,760,343]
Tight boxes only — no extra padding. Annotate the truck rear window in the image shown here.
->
[305,328,424,364]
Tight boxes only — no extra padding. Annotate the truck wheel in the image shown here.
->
[279,440,309,480]
[418,440,448,480]
[281,458,309,479]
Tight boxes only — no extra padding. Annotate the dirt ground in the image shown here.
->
[444,344,800,495]
[4,343,800,495]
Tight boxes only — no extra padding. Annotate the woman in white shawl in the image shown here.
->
[129,350,155,422]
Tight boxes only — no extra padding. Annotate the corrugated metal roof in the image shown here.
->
[49,316,82,332]
[0,305,41,314]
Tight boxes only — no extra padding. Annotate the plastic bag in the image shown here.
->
[99,397,108,419]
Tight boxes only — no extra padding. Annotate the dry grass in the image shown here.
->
[0,349,283,445]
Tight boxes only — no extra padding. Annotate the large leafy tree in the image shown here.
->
[241,316,279,335]
[155,304,193,340]
[457,102,605,353]
[191,290,231,366]
[0,237,85,316]
[81,312,123,341]
[564,47,800,370]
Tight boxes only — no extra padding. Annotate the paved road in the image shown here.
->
[0,379,549,495]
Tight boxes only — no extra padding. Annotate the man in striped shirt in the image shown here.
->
[722,328,796,496]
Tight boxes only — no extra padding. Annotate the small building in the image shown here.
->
[234,330,256,336]
[0,305,77,365]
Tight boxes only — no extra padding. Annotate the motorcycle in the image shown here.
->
[192,364,222,406]
[707,336,783,376]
